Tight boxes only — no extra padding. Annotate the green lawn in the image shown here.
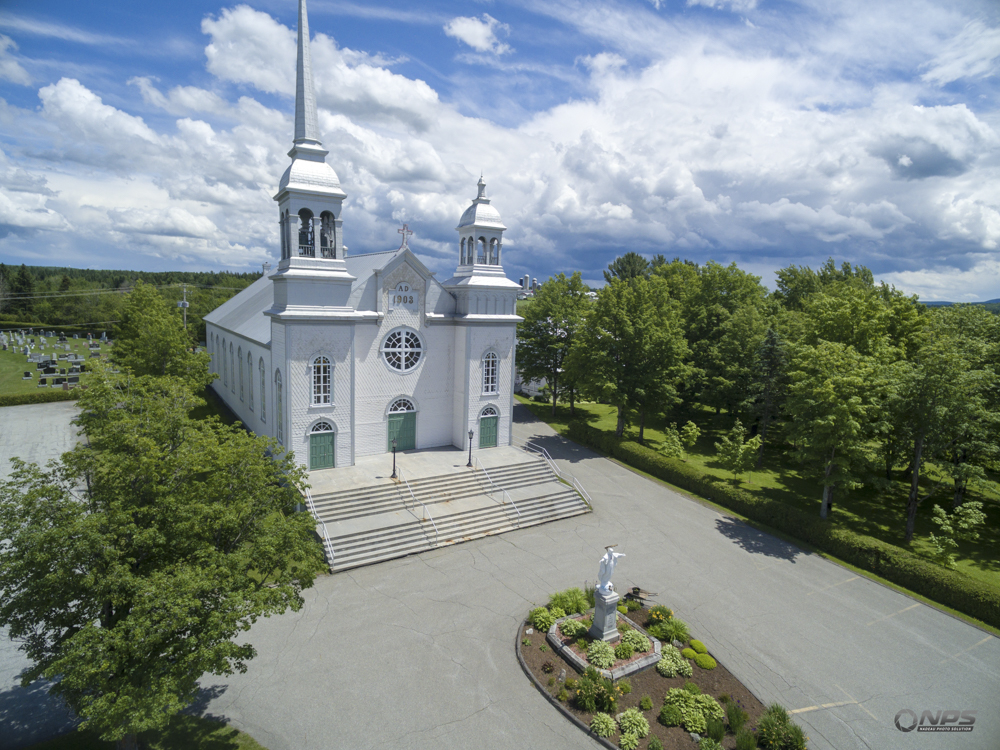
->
[26,715,267,750]
[517,395,1000,592]
[0,336,112,395]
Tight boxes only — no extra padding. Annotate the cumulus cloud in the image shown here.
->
[0,34,30,85]
[444,14,511,55]
[128,77,231,116]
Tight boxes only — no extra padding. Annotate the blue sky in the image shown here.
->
[0,0,998,299]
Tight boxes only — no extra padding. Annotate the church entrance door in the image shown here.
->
[309,426,335,470]
[479,415,498,448]
[387,401,416,452]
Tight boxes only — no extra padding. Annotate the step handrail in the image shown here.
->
[516,439,593,508]
[473,457,521,525]
[304,486,337,569]
[397,468,439,545]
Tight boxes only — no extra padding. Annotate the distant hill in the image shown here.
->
[920,299,1000,308]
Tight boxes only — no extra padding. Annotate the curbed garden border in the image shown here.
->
[515,619,618,750]
[546,611,661,680]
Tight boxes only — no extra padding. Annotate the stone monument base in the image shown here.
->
[589,587,620,643]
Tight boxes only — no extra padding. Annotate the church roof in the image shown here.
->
[457,176,506,230]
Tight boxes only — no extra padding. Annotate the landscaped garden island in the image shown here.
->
[517,584,808,750]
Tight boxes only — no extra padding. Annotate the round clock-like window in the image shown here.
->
[381,329,423,372]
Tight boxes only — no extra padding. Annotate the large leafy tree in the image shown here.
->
[747,327,789,465]
[111,281,213,390]
[571,276,688,437]
[0,368,326,749]
[516,272,590,416]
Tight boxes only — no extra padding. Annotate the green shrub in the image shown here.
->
[576,667,618,713]
[539,644,548,652]
[683,681,701,695]
[624,597,642,611]
[617,707,650,737]
[617,604,628,614]
[699,740,722,750]
[681,648,697,659]
[619,732,639,750]
[648,604,673,623]
[0,389,81,407]
[655,645,692,678]
[648,736,665,750]
[661,688,724,735]
[588,640,615,668]
[650,617,690,644]
[658,704,683,727]
[576,637,589,651]
[639,695,653,711]
[621,630,650,653]
[690,639,708,654]
[547,676,556,687]
[557,687,569,702]
[565,420,1000,629]
[694,653,717,670]
[521,638,530,647]
[560,618,588,639]
[758,704,806,750]
[618,678,632,695]
[615,641,633,661]
[706,717,725,741]
[735,727,758,750]
[550,606,566,620]
[565,678,578,691]
[618,620,631,632]
[549,587,590,614]
[529,607,556,631]
[591,712,616,738]
[726,700,749,734]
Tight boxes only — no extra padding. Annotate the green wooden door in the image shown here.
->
[479,416,498,448]
[310,432,335,470]
[387,412,416,452]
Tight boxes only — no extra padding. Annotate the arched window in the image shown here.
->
[280,213,287,260]
[312,355,331,404]
[230,344,235,393]
[478,237,487,264]
[238,347,244,401]
[298,209,315,257]
[248,351,254,411]
[320,211,336,259]
[481,406,498,418]
[259,358,266,422]
[388,398,415,413]
[489,238,499,265]
[312,421,334,433]
[381,329,423,372]
[482,352,498,395]
[275,369,283,443]
[222,339,228,386]
[460,237,466,264]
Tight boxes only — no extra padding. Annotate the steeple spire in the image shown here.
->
[294,0,320,145]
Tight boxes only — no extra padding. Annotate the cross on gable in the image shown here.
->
[397,223,413,249]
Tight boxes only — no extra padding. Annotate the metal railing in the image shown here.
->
[517,440,593,508]
[304,486,337,568]
[473,456,521,525]
[396,468,439,545]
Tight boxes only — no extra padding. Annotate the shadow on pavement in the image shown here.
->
[714,517,807,562]
[0,679,77,750]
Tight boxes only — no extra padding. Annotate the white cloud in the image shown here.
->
[0,12,127,46]
[39,78,160,146]
[922,20,1000,86]
[0,35,30,85]
[444,14,511,55]
[686,0,758,11]
[128,77,230,116]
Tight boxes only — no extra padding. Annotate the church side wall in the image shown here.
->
[465,323,516,448]
[283,321,353,471]
[451,326,469,448]
[204,323,272,441]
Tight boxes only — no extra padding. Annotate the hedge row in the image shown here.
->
[566,421,1000,630]
[0,389,82,408]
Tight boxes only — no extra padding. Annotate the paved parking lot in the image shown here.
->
[1,402,998,749]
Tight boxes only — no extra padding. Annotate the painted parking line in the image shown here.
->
[789,700,856,715]
[939,635,993,666]
[837,684,878,721]
[807,575,859,596]
[866,602,919,627]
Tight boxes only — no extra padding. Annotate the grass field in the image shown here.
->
[0,334,112,395]
[26,715,267,750]
[516,395,1000,592]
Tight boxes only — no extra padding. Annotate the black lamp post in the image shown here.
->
[467,429,474,467]
[391,437,398,479]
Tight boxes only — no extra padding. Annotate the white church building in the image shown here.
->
[203,0,521,471]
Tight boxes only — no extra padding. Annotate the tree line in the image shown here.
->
[517,253,999,542]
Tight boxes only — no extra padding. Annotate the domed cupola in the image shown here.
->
[457,176,507,267]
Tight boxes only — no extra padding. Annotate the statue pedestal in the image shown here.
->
[589,587,620,642]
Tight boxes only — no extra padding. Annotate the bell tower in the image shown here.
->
[454,176,506,275]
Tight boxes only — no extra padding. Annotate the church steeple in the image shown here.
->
[456,176,506,271]
[294,0,320,146]
[273,0,347,266]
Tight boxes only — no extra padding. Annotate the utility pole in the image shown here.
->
[177,284,189,329]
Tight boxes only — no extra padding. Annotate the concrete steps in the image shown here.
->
[328,486,587,572]
[309,456,591,572]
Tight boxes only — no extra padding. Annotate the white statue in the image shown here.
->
[597,545,625,593]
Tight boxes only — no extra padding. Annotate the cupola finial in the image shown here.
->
[294,0,321,145]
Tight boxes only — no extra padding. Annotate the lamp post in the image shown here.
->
[467,429,474,468]
[391,437,398,479]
